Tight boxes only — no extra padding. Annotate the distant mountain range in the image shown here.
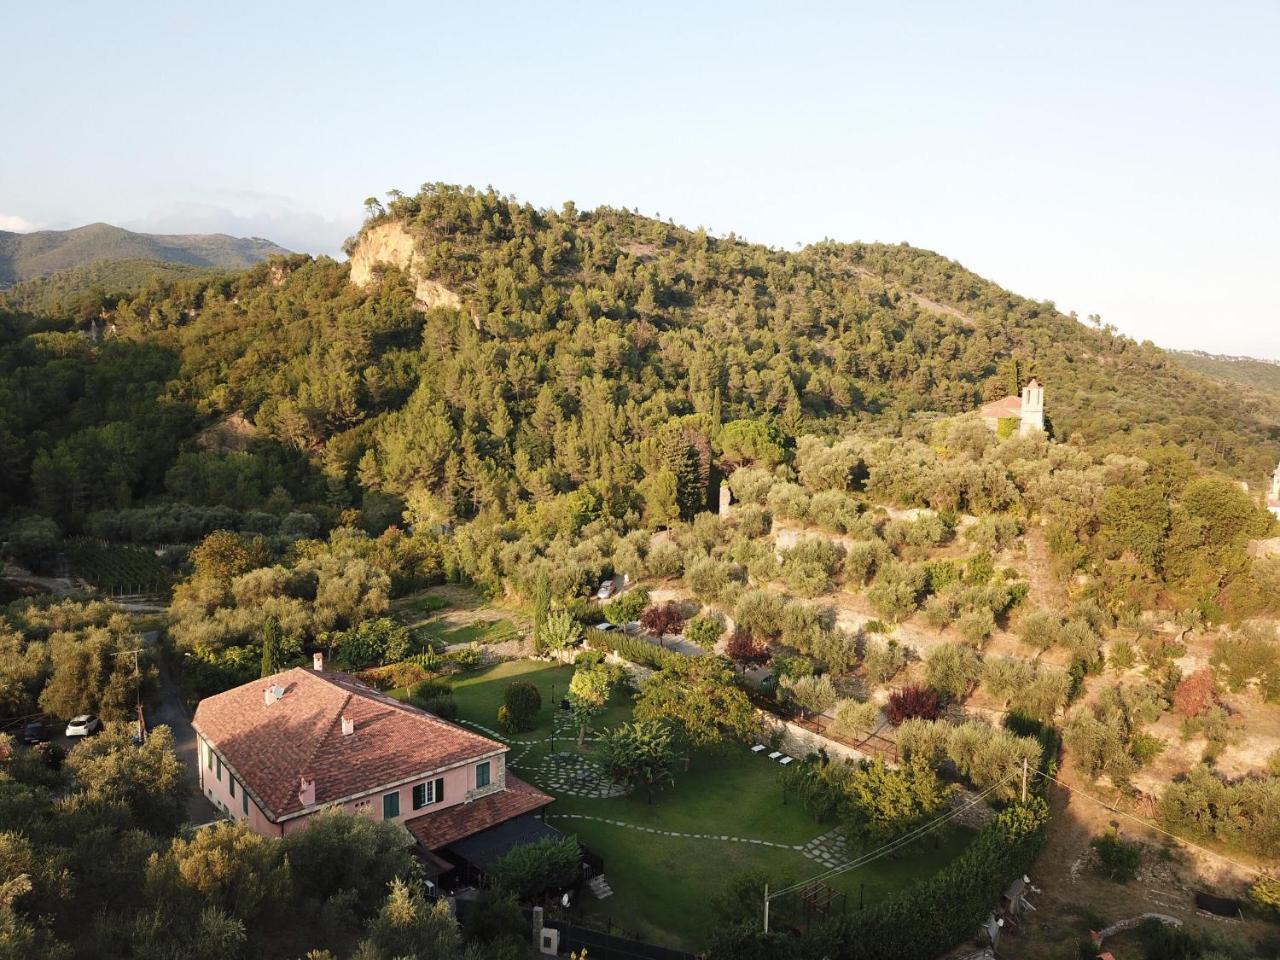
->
[0,222,290,286]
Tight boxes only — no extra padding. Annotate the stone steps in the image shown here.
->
[588,875,614,899]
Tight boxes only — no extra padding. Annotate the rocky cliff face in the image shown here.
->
[348,221,462,311]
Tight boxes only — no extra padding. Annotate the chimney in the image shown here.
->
[341,716,354,736]
[313,651,325,672]
[264,687,277,706]
[298,776,316,806]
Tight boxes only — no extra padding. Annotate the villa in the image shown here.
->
[1269,460,1280,520]
[192,656,556,885]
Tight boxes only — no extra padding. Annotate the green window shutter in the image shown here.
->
[229,777,235,798]
[382,792,400,820]
[216,756,222,781]
[435,777,444,803]
[412,783,427,809]
[476,761,490,788]
[242,789,249,816]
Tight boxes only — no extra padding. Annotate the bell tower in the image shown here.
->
[1019,379,1045,436]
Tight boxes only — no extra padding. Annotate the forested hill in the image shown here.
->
[2,183,1278,534]
[1173,350,1280,398]
[0,222,289,285]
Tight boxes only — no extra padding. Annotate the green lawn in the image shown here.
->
[414,618,520,647]
[446,660,974,950]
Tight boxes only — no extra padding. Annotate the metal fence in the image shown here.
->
[544,917,698,960]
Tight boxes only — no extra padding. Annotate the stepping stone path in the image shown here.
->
[549,813,802,851]
[587,875,614,899]
[797,828,851,868]
[535,752,628,799]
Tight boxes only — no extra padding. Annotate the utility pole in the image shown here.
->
[1021,757,1029,804]
[112,648,145,743]
[763,883,769,933]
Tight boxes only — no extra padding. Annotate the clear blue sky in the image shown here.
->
[5,1,1278,357]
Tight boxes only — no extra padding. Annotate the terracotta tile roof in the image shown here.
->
[192,667,504,821]
[404,774,553,850]
[979,394,1022,418]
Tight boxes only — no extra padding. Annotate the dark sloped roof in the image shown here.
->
[447,815,564,871]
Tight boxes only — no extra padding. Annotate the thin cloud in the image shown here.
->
[0,213,39,232]
[125,200,359,257]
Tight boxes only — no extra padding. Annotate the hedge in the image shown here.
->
[708,799,1050,960]
[583,627,680,671]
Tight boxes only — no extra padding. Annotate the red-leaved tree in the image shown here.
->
[725,629,771,667]
[886,685,943,725]
[1173,667,1216,718]
[640,601,687,638]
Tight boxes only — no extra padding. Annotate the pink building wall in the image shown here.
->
[197,734,506,838]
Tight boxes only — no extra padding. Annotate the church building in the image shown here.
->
[980,379,1045,437]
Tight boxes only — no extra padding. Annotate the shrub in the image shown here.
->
[603,586,650,625]
[1016,608,1062,650]
[640,601,686,638]
[685,614,724,650]
[1108,638,1136,672]
[488,836,581,901]
[1091,829,1142,883]
[982,657,1034,703]
[1172,667,1216,718]
[957,608,997,646]
[925,644,982,699]
[867,562,928,622]
[781,674,838,716]
[331,617,414,670]
[734,589,786,639]
[645,541,684,578]
[725,629,771,667]
[863,638,905,687]
[1250,875,1280,916]
[1060,618,1103,664]
[886,685,943,725]
[843,540,888,586]
[923,594,958,629]
[830,698,882,738]
[445,643,485,671]
[501,680,542,732]
[537,609,582,652]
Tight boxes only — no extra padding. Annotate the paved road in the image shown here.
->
[143,632,218,825]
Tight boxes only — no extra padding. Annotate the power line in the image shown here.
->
[768,771,1018,903]
[1034,770,1269,880]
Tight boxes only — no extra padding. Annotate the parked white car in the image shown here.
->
[595,579,614,600]
[65,714,103,738]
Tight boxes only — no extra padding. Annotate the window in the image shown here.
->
[382,791,400,820]
[229,777,236,798]
[205,741,213,770]
[242,789,249,816]
[412,782,431,810]
[216,755,222,781]
[476,761,491,789]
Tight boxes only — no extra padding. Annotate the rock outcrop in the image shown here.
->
[348,221,462,311]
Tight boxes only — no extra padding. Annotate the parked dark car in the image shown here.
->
[21,720,53,745]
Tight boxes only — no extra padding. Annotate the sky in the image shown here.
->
[4,1,1278,358]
